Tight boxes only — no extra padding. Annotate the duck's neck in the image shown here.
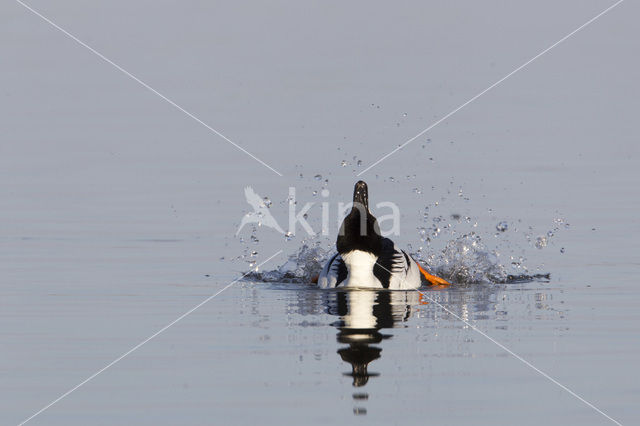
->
[336,205,382,256]
[341,250,379,288]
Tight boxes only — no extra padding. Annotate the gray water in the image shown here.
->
[2,1,639,425]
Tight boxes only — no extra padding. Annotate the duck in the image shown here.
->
[317,181,450,289]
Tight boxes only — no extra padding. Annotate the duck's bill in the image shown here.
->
[352,180,369,208]
[417,263,451,287]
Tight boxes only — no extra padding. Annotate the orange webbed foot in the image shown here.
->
[417,263,451,287]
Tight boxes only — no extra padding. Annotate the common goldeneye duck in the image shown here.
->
[317,181,450,289]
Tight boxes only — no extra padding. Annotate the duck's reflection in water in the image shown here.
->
[283,282,565,415]
[325,290,420,414]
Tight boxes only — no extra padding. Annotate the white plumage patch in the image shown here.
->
[341,250,382,289]
[318,244,423,290]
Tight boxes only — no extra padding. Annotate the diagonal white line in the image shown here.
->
[415,289,623,426]
[372,260,621,425]
[358,0,625,176]
[17,250,283,426]
[14,0,283,177]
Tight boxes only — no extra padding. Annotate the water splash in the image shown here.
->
[415,233,508,284]
[246,244,329,283]
[245,233,548,285]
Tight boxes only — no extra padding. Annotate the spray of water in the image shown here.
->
[245,233,549,285]
[241,176,555,285]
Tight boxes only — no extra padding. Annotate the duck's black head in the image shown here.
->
[336,181,382,256]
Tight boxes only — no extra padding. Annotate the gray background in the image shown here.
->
[1,1,638,425]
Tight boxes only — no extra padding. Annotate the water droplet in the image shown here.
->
[412,188,422,194]
[262,197,272,208]
[284,231,293,241]
[560,247,565,253]
[547,230,554,237]
[418,227,428,241]
[535,236,547,249]
[340,160,347,167]
[314,174,322,180]
[403,112,408,117]
[496,221,508,232]
[356,160,362,166]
